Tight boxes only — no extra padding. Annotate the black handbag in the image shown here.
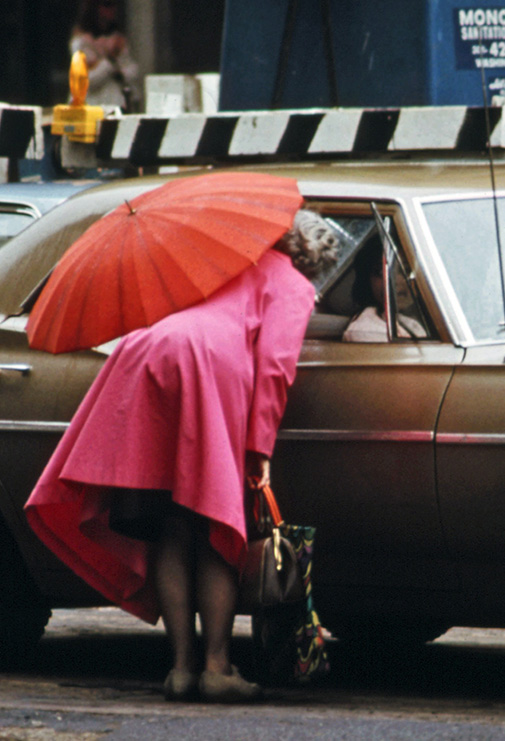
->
[240,485,331,684]
[238,485,304,613]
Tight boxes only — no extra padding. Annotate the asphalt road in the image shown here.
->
[2,610,505,740]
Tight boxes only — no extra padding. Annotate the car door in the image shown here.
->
[415,190,505,621]
[271,203,463,607]
[436,344,505,618]
[0,319,106,597]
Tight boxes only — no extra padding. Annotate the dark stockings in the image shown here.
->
[154,511,238,675]
[196,536,238,674]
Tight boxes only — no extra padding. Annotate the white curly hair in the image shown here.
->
[274,209,340,278]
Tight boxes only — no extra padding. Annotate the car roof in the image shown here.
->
[229,159,505,199]
[0,161,502,319]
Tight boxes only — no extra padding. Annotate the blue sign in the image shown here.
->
[454,7,505,69]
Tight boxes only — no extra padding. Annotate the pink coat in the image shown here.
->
[25,250,315,624]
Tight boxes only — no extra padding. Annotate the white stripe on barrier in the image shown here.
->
[229,111,291,155]
[158,115,206,158]
[309,109,363,153]
[111,116,142,160]
[31,106,44,160]
[490,111,505,147]
[389,106,468,150]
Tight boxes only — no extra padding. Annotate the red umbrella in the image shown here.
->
[26,172,303,354]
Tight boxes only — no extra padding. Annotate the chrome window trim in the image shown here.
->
[0,202,40,218]
[0,420,68,433]
[418,190,505,205]
[277,429,433,442]
[277,429,505,445]
[457,338,505,348]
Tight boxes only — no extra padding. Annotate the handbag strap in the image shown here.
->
[261,484,284,527]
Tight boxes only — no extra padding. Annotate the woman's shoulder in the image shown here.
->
[342,306,386,342]
[346,306,381,327]
[257,250,315,294]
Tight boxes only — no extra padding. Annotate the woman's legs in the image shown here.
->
[195,536,238,675]
[154,512,198,674]
[195,532,262,701]
[154,507,261,700]
[154,510,237,675]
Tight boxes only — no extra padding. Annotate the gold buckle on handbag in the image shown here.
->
[273,527,282,571]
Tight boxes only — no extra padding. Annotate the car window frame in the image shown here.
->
[0,201,40,247]
[305,198,444,343]
[413,191,505,347]
[371,205,432,342]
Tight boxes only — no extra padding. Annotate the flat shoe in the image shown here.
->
[163,669,199,701]
[199,665,263,703]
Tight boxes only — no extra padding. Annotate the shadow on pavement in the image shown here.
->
[16,620,505,704]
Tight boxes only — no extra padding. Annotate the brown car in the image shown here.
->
[0,161,504,666]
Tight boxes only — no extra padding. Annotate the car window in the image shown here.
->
[423,196,505,343]
[307,213,431,342]
[311,216,375,297]
[0,210,35,248]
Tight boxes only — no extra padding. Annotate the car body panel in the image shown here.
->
[430,344,505,622]
[437,346,505,549]
[274,341,463,592]
[0,320,106,602]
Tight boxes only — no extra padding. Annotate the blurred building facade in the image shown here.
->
[0,0,225,107]
[3,2,498,114]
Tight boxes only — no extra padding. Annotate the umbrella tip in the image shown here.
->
[124,199,137,215]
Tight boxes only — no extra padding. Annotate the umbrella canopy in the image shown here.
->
[26,172,303,354]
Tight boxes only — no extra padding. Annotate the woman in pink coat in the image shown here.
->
[25,210,339,702]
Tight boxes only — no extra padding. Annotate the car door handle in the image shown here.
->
[0,363,32,376]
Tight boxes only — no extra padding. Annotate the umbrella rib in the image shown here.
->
[138,221,238,289]
[152,211,285,263]
[77,245,120,348]
[117,216,147,334]
[33,249,105,351]
[72,220,133,347]
[159,207,292,236]
[132,222,206,312]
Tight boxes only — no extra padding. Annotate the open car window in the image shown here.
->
[0,210,36,248]
[306,212,433,342]
[310,216,376,297]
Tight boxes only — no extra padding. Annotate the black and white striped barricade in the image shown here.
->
[57,105,505,169]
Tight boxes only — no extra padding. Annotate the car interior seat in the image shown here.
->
[305,264,361,340]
